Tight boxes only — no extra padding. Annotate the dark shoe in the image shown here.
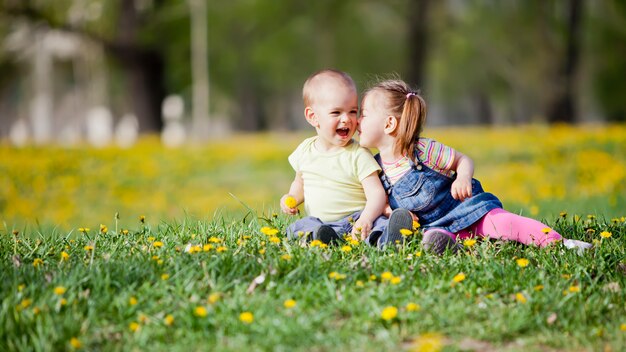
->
[422,230,460,255]
[313,225,340,244]
[382,208,414,248]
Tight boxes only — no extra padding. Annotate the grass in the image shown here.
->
[1,212,625,351]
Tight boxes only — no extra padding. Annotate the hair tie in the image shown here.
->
[406,92,416,99]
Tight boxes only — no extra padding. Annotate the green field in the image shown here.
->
[1,125,625,351]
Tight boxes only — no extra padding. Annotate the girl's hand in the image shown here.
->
[451,177,472,201]
[280,194,299,215]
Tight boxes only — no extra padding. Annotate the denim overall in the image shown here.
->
[375,148,502,233]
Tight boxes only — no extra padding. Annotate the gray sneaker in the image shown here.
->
[313,225,341,244]
[422,230,460,255]
[382,208,414,248]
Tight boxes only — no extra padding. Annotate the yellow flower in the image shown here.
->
[99,224,108,234]
[260,227,279,236]
[515,292,527,304]
[239,311,254,324]
[541,227,551,234]
[203,244,213,252]
[54,286,67,295]
[148,236,156,242]
[411,332,444,352]
[78,227,90,233]
[59,298,67,306]
[620,323,626,331]
[559,211,568,218]
[561,274,571,279]
[355,280,364,287]
[452,273,466,284]
[129,322,140,332]
[463,239,477,247]
[122,229,129,235]
[390,276,402,285]
[268,236,281,244]
[406,302,421,312]
[153,241,164,248]
[369,275,377,281]
[19,298,32,309]
[161,273,170,280]
[534,285,544,291]
[284,299,297,309]
[208,293,221,304]
[341,245,352,252]
[69,337,82,349]
[216,246,227,253]
[258,248,266,255]
[164,314,174,326]
[381,271,394,281]
[400,228,413,236]
[139,215,146,223]
[33,258,43,267]
[600,231,612,238]
[84,245,94,251]
[129,297,138,306]
[60,251,70,261]
[310,240,323,248]
[516,258,530,268]
[415,251,422,257]
[412,220,421,230]
[380,306,398,321]
[194,306,208,317]
[569,285,580,293]
[284,196,297,209]
[208,236,222,243]
[328,272,346,280]
[280,254,292,261]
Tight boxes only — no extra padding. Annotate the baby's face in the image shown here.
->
[309,82,358,151]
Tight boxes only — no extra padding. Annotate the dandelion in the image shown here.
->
[161,273,170,280]
[208,293,221,304]
[129,322,140,332]
[148,236,156,242]
[33,258,43,267]
[534,285,544,291]
[84,245,94,251]
[164,314,174,326]
[356,280,364,287]
[69,337,82,349]
[139,215,146,223]
[406,302,421,312]
[559,211,568,218]
[19,298,32,309]
[415,251,422,257]
[59,298,67,306]
[515,292,527,304]
[280,254,292,261]
[60,251,70,261]
[129,297,138,306]
[258,248,266,255]
[381,271,394,281]
[239,311,254,324]
[452,273,466,284]
[18,284,25,292]
[208,236,222,243]
[284,299,297,309]
[516,258,530,268]
[121,229,129,235]
[216,246,227,253]
[153,241,164,248]
[600,231,612,238]
[203,244,213,252]
[341,245,352,252]
[400,228,413,236]
[284,196,297,209]
[390,276,402,285]
[369,275,377,281]
[194,306,208,317]
[569,285,581,293]
[260,227,279,236]
[463,239,477,247]
[328,272,346,280]
[54,286,67,295]
[268,236,281,244]
[620,323,626,331]
[412,333,444,352]
[78,227,90,233]
[310,240,325,248]
[99,224,108,234]
[380,306,398,321]
[541,227,551,234]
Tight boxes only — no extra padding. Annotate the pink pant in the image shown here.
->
[426,208,562,247]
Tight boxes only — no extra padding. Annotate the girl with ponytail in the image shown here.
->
[357,78,592,254]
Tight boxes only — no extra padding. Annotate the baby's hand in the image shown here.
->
[352,218,373,241]
[280,194,299,215]
[451,177,472,201]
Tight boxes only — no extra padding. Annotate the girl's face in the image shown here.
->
[358,90,389,149]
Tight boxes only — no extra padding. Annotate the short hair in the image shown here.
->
[302,69,356,107]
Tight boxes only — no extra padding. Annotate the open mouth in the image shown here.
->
[336,127,351,138]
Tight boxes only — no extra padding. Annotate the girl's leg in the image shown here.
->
[467,208,562,247]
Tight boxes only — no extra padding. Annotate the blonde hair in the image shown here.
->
[365,79,427,161]
[302,69,356,107]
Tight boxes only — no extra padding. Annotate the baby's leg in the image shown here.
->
[468,208,562,247]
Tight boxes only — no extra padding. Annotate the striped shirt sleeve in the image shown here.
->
[416,138,456,177]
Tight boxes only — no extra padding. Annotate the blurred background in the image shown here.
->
[0,0,625,230]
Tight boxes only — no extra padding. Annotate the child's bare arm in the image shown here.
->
[449,150,474,201]
[280,172,304,215]
[352,171,387,240]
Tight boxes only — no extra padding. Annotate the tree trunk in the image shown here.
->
[547,0,582,123]
[406,0,431,88]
